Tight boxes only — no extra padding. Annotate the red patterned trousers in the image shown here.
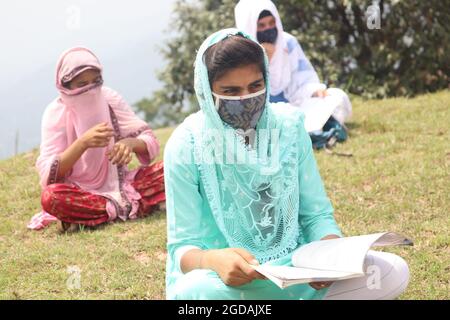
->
[41,161,165,226]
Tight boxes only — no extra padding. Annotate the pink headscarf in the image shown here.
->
[55,47,112,191]
[31,47,159,229]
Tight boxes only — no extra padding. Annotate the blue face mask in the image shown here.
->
[257,27,278,44]
[212,88,266,131]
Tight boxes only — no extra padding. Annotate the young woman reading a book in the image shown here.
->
[164,29,409,300]
[30,47,165,231]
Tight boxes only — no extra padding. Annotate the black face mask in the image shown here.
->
[257,27,278,44]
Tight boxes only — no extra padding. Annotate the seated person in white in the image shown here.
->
[235,0,352,130]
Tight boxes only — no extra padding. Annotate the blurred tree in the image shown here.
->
[136,0,450,127]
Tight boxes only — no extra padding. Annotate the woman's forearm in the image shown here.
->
[57,138,146,180]
[57,139,87,179]
[180,249,216,274]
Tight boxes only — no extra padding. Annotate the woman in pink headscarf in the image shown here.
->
[28,47,165,232]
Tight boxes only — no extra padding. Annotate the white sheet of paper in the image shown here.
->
[254,265,357,281]
[296,96,342,132]
[252,232,412,289]
[291,232,411,274]
[277,95,342,133]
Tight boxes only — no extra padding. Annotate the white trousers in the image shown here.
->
[324,250,410,300]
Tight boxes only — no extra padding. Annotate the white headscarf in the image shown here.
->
[235,0,291,96]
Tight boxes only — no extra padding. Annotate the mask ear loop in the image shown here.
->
[212,93,221,111]
[212,88,266,104]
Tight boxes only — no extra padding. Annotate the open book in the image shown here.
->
[252,232,413,289]
[276,95,342,133]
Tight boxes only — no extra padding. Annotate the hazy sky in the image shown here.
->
[0,0,177,159]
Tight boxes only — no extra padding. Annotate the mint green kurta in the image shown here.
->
[164,108,342,300]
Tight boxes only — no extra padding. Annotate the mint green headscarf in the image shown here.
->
[191,28,304,263]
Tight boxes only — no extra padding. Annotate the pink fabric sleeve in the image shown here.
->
[135,130,160,165]
[35,102,69,188]
[103,87,160,165]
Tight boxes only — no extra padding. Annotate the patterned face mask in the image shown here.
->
[212,88,266,131]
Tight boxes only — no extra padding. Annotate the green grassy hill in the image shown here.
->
[0,91,449,299]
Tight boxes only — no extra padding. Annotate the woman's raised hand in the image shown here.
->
[80,122,114,149]
[202,248,266,287]
[107,138,137,166]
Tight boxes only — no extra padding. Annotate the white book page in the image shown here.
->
[295,96,341,132]
[253,265,358,282]
[291,233,388,274]
[372,232,414,247]
[252,232,412,287]
[251,265,363,289]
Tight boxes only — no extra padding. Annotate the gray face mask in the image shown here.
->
[212,88,266,131]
